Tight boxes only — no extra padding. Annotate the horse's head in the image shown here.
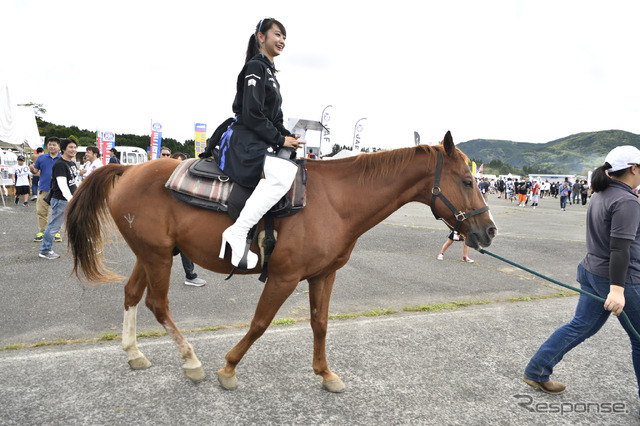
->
[430,131,497,249]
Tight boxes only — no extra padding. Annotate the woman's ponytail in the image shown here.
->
[590,166,611,193]
[245,34,259,64]
[591,162,630,193]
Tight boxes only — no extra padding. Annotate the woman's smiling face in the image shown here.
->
[259,24,286,61]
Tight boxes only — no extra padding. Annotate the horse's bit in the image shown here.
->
[429,150,490,233]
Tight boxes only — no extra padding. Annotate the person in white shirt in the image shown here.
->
[79,147,103,181]
[11,155,32,206]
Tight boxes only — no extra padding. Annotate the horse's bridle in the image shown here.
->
[429,151,490,233]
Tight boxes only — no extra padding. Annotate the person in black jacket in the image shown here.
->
[217,18,304,270]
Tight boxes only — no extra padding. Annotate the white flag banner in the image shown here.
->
[352,118,367,151]
[321,105,331,155]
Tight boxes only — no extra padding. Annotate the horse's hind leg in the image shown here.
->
[122,261,151,369]
[308,271,345,393]
[143,260,205,382]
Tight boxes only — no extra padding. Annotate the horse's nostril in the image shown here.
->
[488,227,497,237]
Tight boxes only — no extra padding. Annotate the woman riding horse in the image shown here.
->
[217,17,304,270]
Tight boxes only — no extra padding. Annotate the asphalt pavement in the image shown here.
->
[1,193,639,424]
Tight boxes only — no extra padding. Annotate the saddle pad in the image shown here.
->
[165,158,235,205]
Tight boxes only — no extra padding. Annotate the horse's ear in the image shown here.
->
[442,131,456,156]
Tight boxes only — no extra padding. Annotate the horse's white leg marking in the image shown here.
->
[162,321,205,381]
[124,213,135,228]
[122,305,150,369]
[163,321,202,368]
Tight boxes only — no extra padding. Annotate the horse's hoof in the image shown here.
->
[323,379,346,393]
[217,371,238,390]
[128,356,151,370]
[184,366,206,382]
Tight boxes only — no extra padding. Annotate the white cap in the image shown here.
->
[604,145,640,172]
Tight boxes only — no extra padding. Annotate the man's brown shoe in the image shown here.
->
[523,377,566,394]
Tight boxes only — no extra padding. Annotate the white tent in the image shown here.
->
[0,85,41,151]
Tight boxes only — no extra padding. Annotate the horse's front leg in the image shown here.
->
[122,262,151,369]
[217,275,299,390]
[308,271,345,393]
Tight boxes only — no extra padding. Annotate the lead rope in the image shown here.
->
[478,248,640,340]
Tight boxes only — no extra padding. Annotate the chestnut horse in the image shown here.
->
[66,131,496,392]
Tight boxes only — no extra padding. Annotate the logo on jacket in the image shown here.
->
[248,79,256,87]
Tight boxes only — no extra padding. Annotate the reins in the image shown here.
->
[478,248,640,341]
[429,150,490,232]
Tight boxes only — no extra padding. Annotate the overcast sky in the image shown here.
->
[3,0,639,153]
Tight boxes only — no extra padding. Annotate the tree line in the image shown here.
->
[37,119,196,156]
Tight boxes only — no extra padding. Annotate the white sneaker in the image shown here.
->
[462,257,475,263]
[437,253,444,260]
[185,277,206,287]
[39,251,60,260]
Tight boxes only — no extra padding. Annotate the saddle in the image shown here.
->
[165,157,307,220]
[165,157,307,282]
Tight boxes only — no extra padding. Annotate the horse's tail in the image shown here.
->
[66,165,128,284]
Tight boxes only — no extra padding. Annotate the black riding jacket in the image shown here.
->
[218,54,292,187]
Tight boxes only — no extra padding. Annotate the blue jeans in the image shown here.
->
[39,198,67,253]
[524,264,640,397]
[32,176,39,196]
[560,196,567,209]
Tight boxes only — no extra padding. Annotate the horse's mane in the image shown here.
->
[349,144,468,185]
[351,145,428,184]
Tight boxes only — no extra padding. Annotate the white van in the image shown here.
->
[114,146,148,165]
[75,146,149,166]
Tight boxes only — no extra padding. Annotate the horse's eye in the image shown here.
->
[464,180,474,188]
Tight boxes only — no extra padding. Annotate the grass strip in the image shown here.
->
[0,291,575,351]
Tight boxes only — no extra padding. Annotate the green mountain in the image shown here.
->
[457,130,640,175]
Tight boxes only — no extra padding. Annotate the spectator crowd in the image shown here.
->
[483,176,592,210]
